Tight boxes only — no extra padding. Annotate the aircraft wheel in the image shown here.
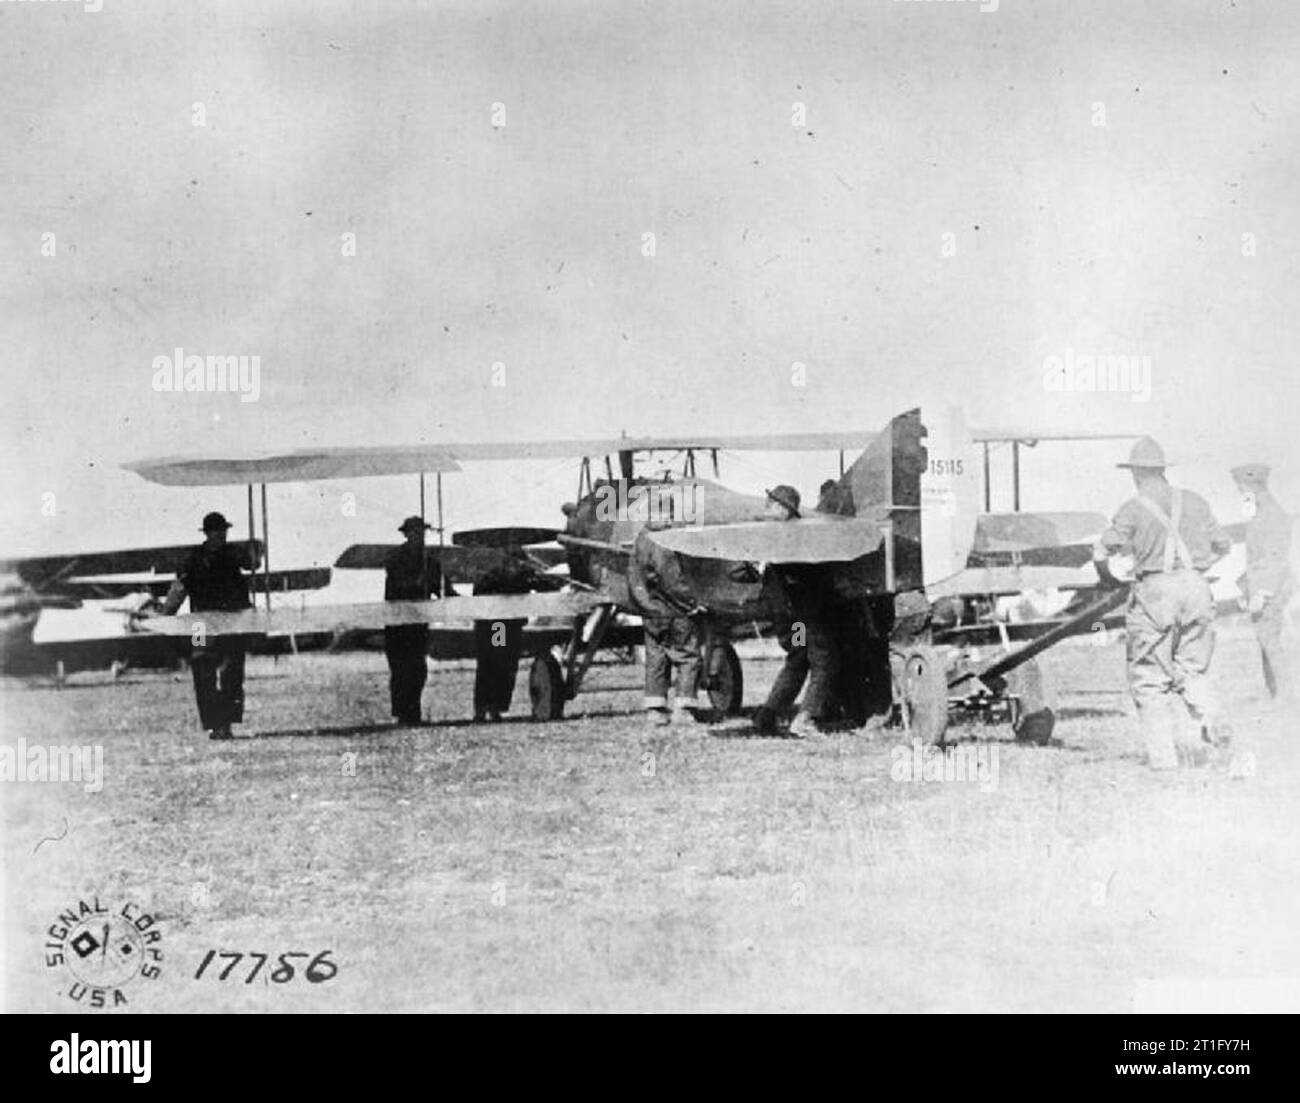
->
[703,640,744,715]
[1006,658,1056,745]
[529,652,566,722]
[894,645,949,746]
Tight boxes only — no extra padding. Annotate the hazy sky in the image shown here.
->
[3,0,1297,568]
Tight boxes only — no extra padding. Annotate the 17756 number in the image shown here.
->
[193,949,337,984]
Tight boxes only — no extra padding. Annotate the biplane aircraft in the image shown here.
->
[0,542,332,680]
[122,405,1148,742]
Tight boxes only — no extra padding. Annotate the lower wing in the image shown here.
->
[135,592,604,638]
[645,516,884,564]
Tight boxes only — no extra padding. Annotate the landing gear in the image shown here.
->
[893,644,949,746]
[528,652,565,721]
[702,639,743,715]
[1004,658,1056,745]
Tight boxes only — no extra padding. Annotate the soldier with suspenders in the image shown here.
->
[1093,438,1234,770]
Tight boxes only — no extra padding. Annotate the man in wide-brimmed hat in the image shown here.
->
[383,515,452,725]
[158,511,252,740]
[1230,462,1295,701]
[750,485,845,738]
[1093,438,1233,769]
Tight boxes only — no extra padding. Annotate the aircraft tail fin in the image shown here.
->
[823,406,977,591]
[917,406,979,588]
[816,408,926,589]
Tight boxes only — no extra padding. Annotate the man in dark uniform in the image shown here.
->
[473,541,530,722]
[158,511,252,740]
[746,485,840,738]
[629,526,707,727]
[384,516,447,725]
[1093,438,1233,769]
[1230,463,1295,701]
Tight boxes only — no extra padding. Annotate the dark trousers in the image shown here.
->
[474,619,525,715]
[191,639,246,730]
[384,624,429,721]
[831,602,893,724]
[764,618,838,720]
[643,615,701,708]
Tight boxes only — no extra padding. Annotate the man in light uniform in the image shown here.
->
[1230,463,1295,702]
[1093,438,1233,770]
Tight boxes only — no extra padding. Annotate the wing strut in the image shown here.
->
[1012,441,1021,512]
[436,472,446,598]
[246,484,255,567]
[260,483,271,613]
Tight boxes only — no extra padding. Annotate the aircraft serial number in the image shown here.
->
[929,459,964,476]
[193,949,338,984]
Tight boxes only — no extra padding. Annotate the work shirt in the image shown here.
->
[1096,480,1232,575]
[384,544,440,601]
[629,528,699,618]
[177,544,252,613]
[1244,494,1294,597]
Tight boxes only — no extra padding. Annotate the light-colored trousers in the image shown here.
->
[1126,570,1217,768]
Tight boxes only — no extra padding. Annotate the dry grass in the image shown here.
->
[3,622,1297,1012]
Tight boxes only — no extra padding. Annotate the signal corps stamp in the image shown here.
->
[43,895,163,1008]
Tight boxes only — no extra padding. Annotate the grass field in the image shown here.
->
[3,623,1297,1012]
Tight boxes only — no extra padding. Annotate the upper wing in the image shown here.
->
[123,447,461,486]
[970,428,1141,444]
[645,515,883,564]
[124,432,880,486]
[134,592,603,637]
[125,425,1146,487]
[439,431,879,459]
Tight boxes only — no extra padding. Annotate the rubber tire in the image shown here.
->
[528,652,566,721]
[1006,658,1056,745]
[896,645,949,746]
[702,640,744,715]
